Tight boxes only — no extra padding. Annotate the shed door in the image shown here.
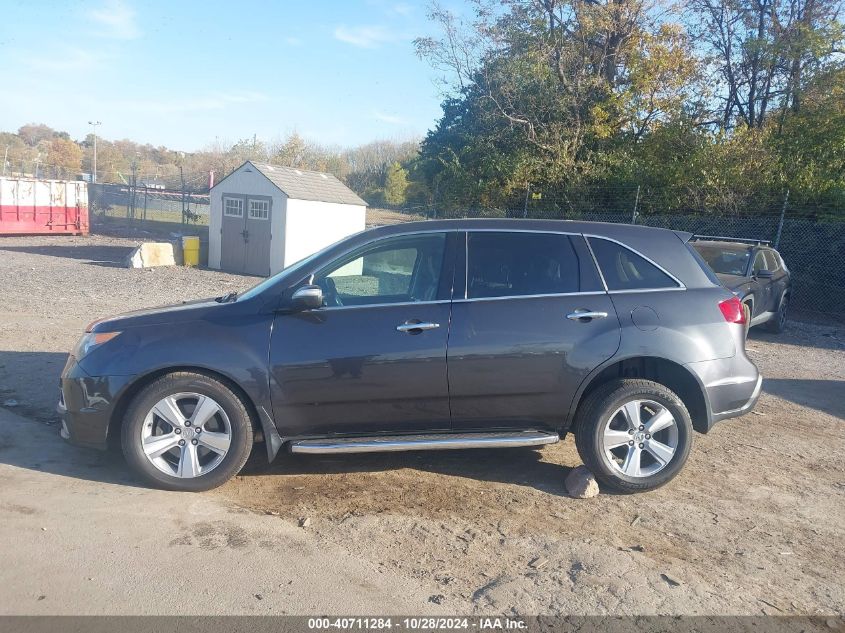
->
[220,195,246,273]
[243,198,272,276]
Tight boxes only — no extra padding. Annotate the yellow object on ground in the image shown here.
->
[182,236,200,267]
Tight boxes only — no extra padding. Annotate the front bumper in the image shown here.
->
[58,356,133,450]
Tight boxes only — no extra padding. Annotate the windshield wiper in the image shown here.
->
[216,291,238,303]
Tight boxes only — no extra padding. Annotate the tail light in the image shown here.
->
[719,296,746,324]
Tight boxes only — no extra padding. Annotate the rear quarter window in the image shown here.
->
[588,237,680,291]
[686,243,722,286]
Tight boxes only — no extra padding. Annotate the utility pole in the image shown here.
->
[2,146,8,177]
[88,121,102,183]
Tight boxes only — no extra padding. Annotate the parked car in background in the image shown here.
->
[691,237,791,334]
[59,220,761,494]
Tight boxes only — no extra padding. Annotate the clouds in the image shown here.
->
[333,25,399,49]
[27,49,100,72]
[117,92,269,115]
[373,111,408,125]
[88,0,141,40]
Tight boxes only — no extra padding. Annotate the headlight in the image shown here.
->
[73,331,122,358]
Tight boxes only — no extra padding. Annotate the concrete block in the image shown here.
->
[126,242,177,268]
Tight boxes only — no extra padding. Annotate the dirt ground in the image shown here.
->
[0,233,843,616]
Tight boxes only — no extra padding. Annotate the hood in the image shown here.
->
[88,296,227,331]
[715,273,749,292]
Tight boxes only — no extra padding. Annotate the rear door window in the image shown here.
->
[764,250,781,272]
[752,251,769,274]
[466,232,581,299]
[588,237,680,291]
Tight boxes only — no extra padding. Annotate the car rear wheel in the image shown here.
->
[574,379,693,493]
[122,372,254,492]
[765,294,788,334]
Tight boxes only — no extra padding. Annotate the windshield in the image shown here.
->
[692,244,751,276]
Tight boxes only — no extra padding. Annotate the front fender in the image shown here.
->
[78,313,282,461]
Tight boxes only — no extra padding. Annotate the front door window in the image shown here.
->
[314,233,447,307]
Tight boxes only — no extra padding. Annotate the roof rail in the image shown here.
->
[691,235,772,246]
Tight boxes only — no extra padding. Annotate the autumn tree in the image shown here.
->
[46,137,83,178]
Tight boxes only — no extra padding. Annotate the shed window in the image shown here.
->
[224,198,243,217]
[249,200,270,220]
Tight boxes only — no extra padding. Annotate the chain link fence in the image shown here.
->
[84,181,844,317]
[88,183,210,239]
[372,190,845,317]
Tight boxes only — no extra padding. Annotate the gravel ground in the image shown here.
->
[1,233,844,616]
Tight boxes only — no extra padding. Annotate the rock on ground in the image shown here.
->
[566,465,600,499]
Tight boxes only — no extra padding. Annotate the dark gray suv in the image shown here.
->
[59,219,761,493]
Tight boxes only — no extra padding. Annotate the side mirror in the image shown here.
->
[291,284,323,310]
[755,270,774,279]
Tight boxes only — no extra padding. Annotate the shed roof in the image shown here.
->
[244,161,367,206]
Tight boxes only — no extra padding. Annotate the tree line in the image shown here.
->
[0,125,419,205]
[409,0,845,217]
[3,0,842,218]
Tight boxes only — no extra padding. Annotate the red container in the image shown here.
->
[0,177,89,236]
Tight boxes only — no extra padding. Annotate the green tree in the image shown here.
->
[384,162,410,205]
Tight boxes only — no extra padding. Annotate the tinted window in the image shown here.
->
[686,243,722,285]
[764,250,781,272]
[316,234,446,306]
[589,237,679,290]
[693,244,752,276]
[467,232,580,299]
[752,251,768,274]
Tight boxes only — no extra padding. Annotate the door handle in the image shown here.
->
[396,321,440,333]
[566,310,608,321]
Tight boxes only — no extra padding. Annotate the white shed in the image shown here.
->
[208,161,367,276]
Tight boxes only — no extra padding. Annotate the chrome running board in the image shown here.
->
[289,431,559,454]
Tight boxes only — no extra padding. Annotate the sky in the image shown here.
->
[0,0,451,151]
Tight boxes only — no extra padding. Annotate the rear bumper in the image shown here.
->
[58,356,133,450]
[686,353,762,430]
[709,372,762,423]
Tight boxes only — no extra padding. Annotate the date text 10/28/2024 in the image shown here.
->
[307,618,527,630]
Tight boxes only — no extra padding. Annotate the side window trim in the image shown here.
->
[585,234,686,292]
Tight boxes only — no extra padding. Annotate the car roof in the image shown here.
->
[692,240,755,251]
[367,217,692,241]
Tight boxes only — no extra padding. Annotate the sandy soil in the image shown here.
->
[0,233,843,616]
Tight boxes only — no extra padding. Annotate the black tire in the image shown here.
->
[765,293,788,334]
[574,379,693,493]
[121,372,254,492]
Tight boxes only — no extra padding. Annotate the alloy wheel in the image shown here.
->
[140,392,232,478]
[601,399,679,478]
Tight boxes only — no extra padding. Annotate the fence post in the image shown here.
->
[523,183,531,218]
[774,189,789,248]
[631,185,640,224]
[180,165,186,227]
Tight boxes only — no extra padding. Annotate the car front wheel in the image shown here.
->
[122,372,254,491]
[574,379,693,493]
